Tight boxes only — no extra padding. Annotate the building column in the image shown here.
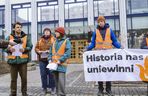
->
[31,0,37,61]
[87,0,94,26]
[119,0,128,48]
[58,0,65,27]
[5,0,11,37]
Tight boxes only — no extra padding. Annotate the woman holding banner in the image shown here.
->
[83,16,121,96]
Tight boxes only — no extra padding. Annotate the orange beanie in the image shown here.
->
[97,16,106,23]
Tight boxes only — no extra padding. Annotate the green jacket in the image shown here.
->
[5,31,33,64]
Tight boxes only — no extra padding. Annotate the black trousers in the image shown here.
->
[98,81,111,92]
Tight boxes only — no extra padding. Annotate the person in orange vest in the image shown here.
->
[48,27,71,96]
[35,28,55,95]
[5,22,33,96]
[84,16,121,96]
[141,32,148,49]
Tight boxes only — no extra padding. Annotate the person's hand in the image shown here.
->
[38,51,42,54]
[45,50,49,53]
[19,48,24,52]
[9,41,17,46]
[48,60,52,63]
[9,47,15,52]
[57,61,61,65]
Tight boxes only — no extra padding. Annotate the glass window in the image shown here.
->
[94,0,119,17]
[65,0,75,3]
[66,2,87,19]
[132,17,148,29]
[38,5,58,21]
[0,27,3,36]
[0,10,4,24]
[69,21,83,27]
[127,0,148,14]
[127,18,132,30]
[22,24,31,34]
[77,0,87,2]
[12,8,31,23]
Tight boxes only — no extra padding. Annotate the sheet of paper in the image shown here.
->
[12,44,22,56]
[40,51,48,58]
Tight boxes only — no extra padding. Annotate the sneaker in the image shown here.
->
[50,88,56,95]
[43,89,47,95]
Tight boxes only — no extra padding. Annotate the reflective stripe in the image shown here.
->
[7,35,28,59]
[52,39,68,64]
[95,28,112,49]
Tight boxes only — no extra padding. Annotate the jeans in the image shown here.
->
[39,61,55,89]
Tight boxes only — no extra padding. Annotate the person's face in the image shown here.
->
[98,20,105,28]
[14,24,22,34]
[55,32,60,38]
[44,30,51,36]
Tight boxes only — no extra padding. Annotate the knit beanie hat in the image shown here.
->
[55,27,65,36]
[97,16,106,23]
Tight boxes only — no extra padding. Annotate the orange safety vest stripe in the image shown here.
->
[7,35,28,59]
[52,39,67,65]
[95,28,112,49]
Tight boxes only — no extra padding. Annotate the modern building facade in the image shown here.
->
[0,0,148,63]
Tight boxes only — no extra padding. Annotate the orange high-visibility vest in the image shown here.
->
[146,37,148,46]
[95,28,112,49]
[52,39,67,65]
[7,35,28,59]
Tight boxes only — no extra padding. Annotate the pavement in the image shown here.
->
[0,64,147,96]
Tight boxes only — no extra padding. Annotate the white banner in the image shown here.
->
[83,49,148,81]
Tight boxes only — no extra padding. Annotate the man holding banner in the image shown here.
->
[84,16,121,96]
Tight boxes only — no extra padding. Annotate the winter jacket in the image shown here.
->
[86,23,121,50]
[35,35,55,61]
[5,31,33,64]
[48,36,71,72]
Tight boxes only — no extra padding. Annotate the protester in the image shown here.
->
[84,16,121,96]
[35,28,55,95]
[48,27,71,96]
[5,22,33,96]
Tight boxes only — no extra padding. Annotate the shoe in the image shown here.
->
[97,91,103,96]
[51,90,56,95]
[43,89,47,95]
[22,93,28,96]
[9,94,16,96]
[106,90,113,96]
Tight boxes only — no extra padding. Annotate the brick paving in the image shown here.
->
[0,64,147,96]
